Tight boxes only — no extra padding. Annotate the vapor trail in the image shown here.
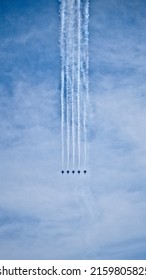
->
[60,0,89,173]
[60,0,66,170]
[65,0,72,170]
[83,0,89,170]
[77,0,81,170]
[71,0,75,170]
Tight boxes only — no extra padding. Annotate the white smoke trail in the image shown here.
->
[71,0,76,170]
[65,0,74,170]
[83,0,89,170]
[60,0,66,170]
[60,0,89,173]
[77,0,81,170]
[66,60,70,170]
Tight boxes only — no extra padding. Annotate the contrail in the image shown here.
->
[71,0,75,170]
[60,0,89,174]
[60,0,66,170]
[77,0,81,170]
[66,0,72,170]
[83,0,89,170]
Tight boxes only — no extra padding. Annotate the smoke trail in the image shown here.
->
[65,0,73,170]
[71,0,76,170]
[60,0,89,173]
[83,0,89,170]
[77,0,81,170]
[66,0,77,171]
[60,0,66,170]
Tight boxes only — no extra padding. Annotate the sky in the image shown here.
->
[0,0,146,260]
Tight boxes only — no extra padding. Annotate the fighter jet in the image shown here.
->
[72,170,75,174]
[66,170,70,174]
[77,170,81,174]
[83,170,87,174]
[61,170,64,174]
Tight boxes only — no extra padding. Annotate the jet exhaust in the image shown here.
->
[60,0,89,174]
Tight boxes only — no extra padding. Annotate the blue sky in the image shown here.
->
[0,0,146,259]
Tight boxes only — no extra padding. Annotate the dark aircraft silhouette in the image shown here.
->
[61,170,87,174]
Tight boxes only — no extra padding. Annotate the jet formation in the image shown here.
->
[61,170,87,174]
